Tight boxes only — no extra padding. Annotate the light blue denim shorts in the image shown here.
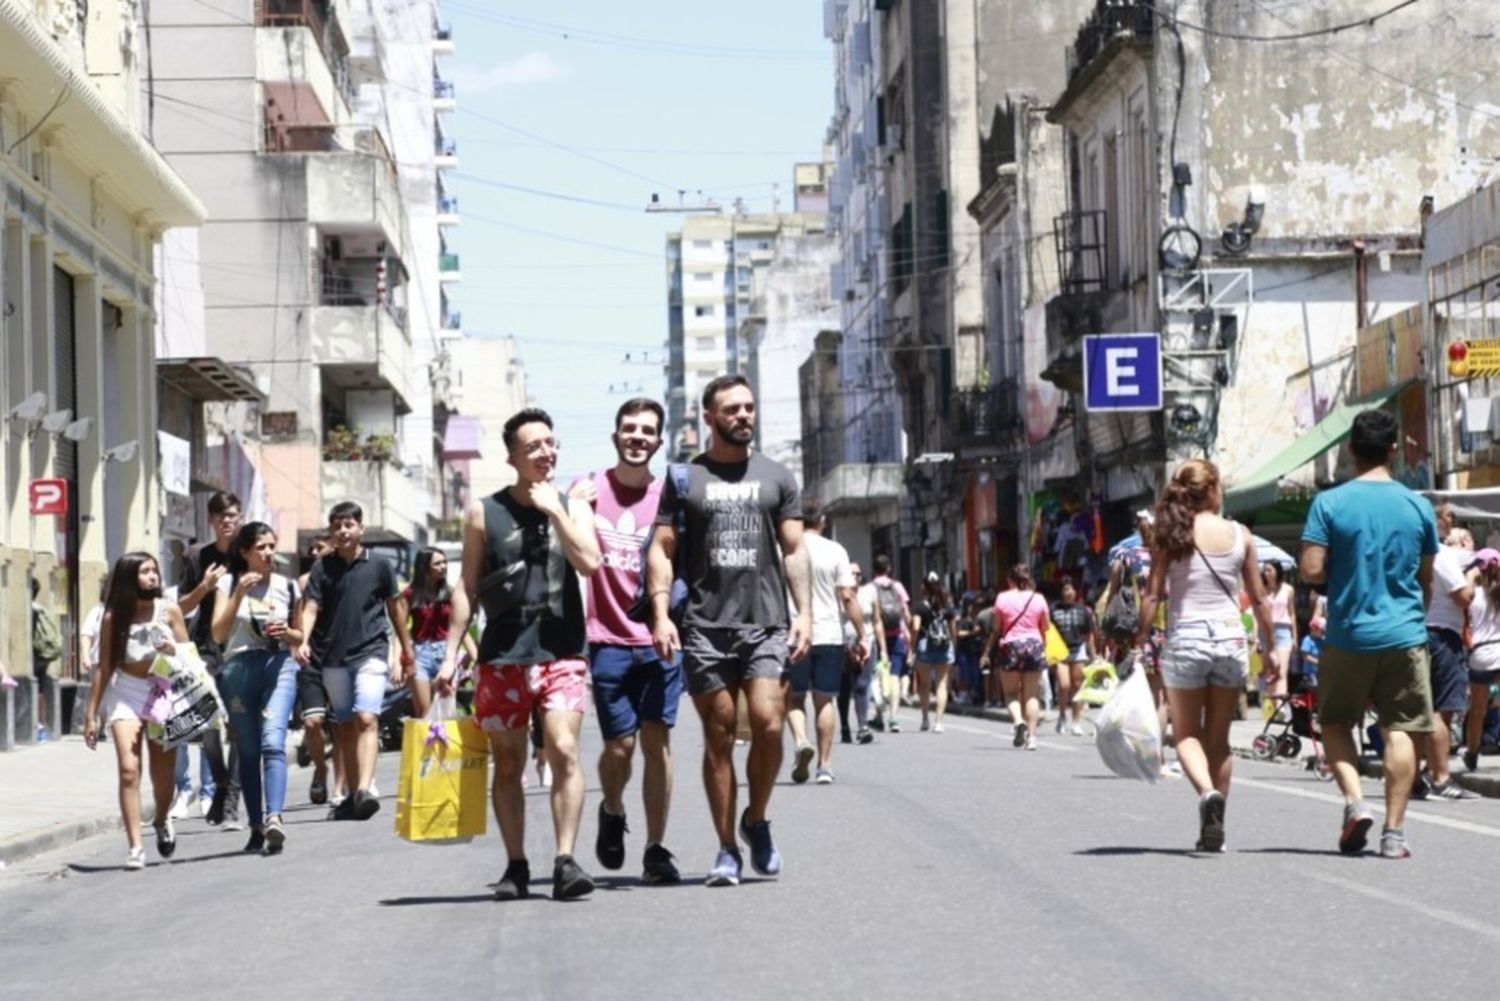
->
[323,658,389,723]
[1160,620,1249,690]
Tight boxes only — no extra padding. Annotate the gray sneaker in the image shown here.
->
[1379,828,1411,859]
[1338,801,1375,855]
[1430,779,1480,801]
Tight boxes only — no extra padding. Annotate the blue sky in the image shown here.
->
[443,1,833,476]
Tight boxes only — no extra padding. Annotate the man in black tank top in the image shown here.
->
[437,408,602,902]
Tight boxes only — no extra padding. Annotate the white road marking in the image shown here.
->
[1292,865,1500,941]
[1232,775,1500,839]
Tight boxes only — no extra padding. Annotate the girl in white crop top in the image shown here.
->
[82,551,191,871]
[1136,460,1275,854]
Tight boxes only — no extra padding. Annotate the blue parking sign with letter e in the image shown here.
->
[1082,334,1162,412]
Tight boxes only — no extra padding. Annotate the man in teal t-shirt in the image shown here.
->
[1300,408,1437,861]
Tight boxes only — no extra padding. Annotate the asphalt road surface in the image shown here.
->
[6,711,1500,1000]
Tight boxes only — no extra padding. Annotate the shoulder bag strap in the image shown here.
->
[1195,524,1243,606]
[1000,592,1037,643]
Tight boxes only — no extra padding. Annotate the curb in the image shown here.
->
[0,804,156,869]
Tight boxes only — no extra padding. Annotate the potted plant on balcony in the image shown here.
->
[363,431,397,463]
[323,424,362,461]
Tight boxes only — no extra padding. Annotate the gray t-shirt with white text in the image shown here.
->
[658,453,801,630]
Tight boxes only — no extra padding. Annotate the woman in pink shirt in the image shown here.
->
[979,563,1050,750]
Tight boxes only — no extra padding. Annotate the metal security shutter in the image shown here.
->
[52,265,76,480]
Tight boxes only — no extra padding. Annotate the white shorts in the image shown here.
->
[104,671,156,725]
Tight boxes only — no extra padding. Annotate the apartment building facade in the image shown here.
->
[151,0,460,561]
[2,0,204,734]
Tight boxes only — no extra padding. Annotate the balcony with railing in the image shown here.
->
[258,0,356,113]
[435,134,457,167]
[434,21,455,54]
[953,380,1023,449]
[439,250,461,283]
[434,77,456,111]
[437,193,459,226]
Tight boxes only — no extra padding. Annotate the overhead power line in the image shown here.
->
[1155,0,1422,43]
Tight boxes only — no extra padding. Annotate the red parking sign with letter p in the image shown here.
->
[29,478,68,516]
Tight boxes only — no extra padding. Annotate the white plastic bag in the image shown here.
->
[1094,658,1161,783]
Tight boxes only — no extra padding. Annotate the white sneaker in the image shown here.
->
[169,791,193,821]
[367,780,380,799]
[1055,715,1066,734]
[198,796,212,819]
[1069,723,1085,737]
[125,846,145,871]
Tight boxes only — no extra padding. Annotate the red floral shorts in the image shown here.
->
[474,659,590,733]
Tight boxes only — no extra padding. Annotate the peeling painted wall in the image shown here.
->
[1191,0,1500,242]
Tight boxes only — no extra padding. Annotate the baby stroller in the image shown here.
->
[1250,673,1332,780]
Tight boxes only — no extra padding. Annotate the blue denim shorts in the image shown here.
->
[789,645,844,696]
[1160,621,1249,690]
[323,659,389,724]
[413,640,447,682]
[589,643,684,740]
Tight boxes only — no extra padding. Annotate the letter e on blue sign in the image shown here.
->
[1082,334,1162,412]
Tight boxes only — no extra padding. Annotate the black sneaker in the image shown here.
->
[328,798,355,821]
[840,728,853,745]
[243,829,266,854]
[154,820,177,859]
[205,786,228,826]
[1463,749,1480,773]
[856,728,874,745]
[1196,791,1226,853]
[869,717,885,732]
[642,843,682,885]
[494,859,531,901]
[552,854,596,900]
[353,789,381,821]
[595,803,628,871]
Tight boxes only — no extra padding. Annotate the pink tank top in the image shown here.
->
[581,471,662,646]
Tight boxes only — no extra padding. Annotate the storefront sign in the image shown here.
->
[157,431,192,497]
[1448,339,1500,378]
[29,478,68,516]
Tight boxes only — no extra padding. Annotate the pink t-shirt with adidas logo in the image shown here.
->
[579,470,662,646]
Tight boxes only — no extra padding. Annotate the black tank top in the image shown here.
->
[477,488,585,665]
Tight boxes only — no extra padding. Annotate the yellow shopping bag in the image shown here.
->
[395,705,488,844]
[1044,623,1069,666]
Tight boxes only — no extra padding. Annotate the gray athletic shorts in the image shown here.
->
[681,626,789,696]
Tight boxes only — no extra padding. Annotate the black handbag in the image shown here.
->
[476,561,529,621]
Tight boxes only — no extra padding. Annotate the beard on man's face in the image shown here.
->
[712,414,754,446]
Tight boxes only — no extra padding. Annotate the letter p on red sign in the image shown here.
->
[29,478,69,516]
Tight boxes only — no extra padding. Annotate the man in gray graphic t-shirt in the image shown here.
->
[649,374,811,888]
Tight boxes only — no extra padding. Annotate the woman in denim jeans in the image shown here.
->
[213,522,303,855]
[1137,460,1273,853]
[404,547,477,719]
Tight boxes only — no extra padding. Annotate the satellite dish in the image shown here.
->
[63,417,93,443]
[41,408,74,434]
[9,391,47,422]
[103,440,139,464]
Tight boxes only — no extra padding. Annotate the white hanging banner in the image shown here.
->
[157,431,192,497]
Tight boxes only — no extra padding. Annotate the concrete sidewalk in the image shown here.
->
[939,697,1500,797]
[0,735,154,868]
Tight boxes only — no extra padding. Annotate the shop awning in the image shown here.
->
[441,415,483,461]
[1223,381,1411,517]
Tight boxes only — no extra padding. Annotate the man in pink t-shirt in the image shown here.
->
[568,398,683,885]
